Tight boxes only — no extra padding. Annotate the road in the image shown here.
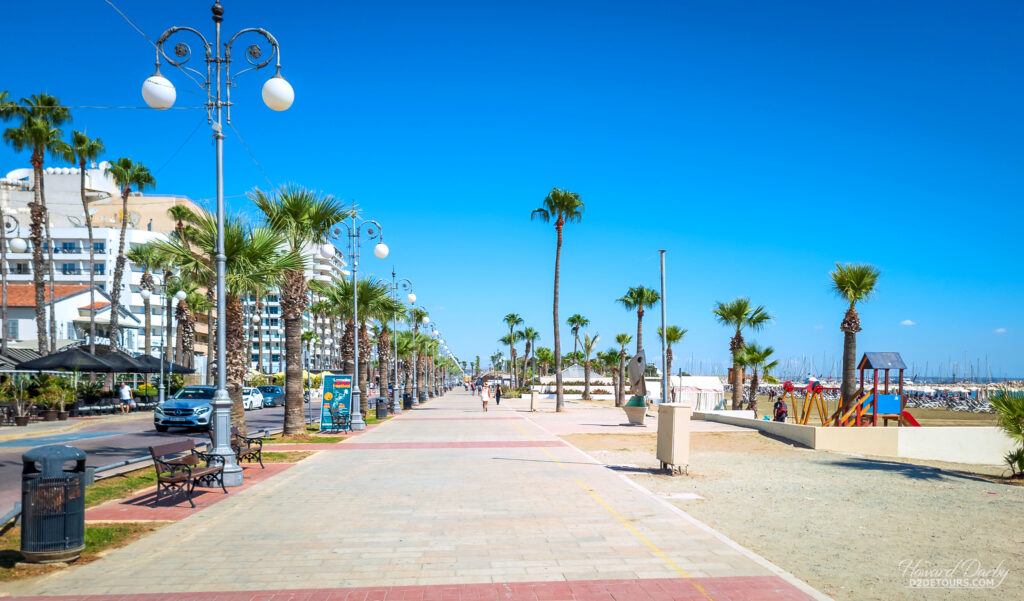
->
[0,402,322,512]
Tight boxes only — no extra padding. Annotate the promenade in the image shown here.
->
[4,390,825,601]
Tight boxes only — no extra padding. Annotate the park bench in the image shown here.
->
[327,406,352,433]
[207,427,265,468]
[149,439,227,508]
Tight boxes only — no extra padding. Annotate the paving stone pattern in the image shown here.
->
[3,391,822,601]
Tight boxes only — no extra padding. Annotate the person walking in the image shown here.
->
[495,384,502,406]
[119,382,133,414]
[481,383,491,412]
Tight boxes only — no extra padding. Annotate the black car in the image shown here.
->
[258,385,285,407]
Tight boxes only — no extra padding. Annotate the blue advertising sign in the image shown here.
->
[320,374,353,431]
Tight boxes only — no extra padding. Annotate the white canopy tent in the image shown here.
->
[669,375,725,411]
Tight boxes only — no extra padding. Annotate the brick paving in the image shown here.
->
[2,391,824,601]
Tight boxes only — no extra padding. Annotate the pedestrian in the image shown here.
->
[481,383,491,412]
[495,384,502,406]
[119,382,133,414]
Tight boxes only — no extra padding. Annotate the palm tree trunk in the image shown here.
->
[840,306,860,412]
[38,166,57,353]
[404,357,413,395]
[143,297,151,355]
[378,328,390,400]
[81,163,97,355]
[175,301,186,365]
[358,321,370,412]
[553,222,564,412]
[618,350,626,406]
[257,302,265,373]
[108,188,130,349]
[748,368,760,417]
[282,313,304,435]
[730,329,744,410]
[206,285,215,384]
[667,347,674,403]
[181,308,195,368]
[225,293,248,436]
[635,308,644,355]
[583,359,591,399]
[29,157,46,354]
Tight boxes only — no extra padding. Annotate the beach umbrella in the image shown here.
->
[97,351,146,373]
[14,348,116,372]
[132,354,196,375]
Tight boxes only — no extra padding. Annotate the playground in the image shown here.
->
[566,429,1023,601]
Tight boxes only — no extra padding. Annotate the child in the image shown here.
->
[773,396,788,422]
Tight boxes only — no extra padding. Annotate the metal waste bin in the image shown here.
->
[403,392,413,410]
[418,390,428,404]
[21,445,87,563]
[375,397,388,419]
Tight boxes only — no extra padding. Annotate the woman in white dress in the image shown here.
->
[480,383,490,412]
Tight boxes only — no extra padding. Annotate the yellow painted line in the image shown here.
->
[506,419,714,600]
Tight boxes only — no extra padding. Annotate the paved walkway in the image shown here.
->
[4,391,824,601]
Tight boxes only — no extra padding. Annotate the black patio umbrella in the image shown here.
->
[132,354,196,375]
[96,351,146,373]
[14,348,116,372]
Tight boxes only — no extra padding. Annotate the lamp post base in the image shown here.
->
[209,390,244,486]
[350,390,366,431]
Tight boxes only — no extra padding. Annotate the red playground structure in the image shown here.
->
[829,352,921,427]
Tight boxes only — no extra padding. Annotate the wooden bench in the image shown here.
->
[208,427,265,468]
[149,439,227,508]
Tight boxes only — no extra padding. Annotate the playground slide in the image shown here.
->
[901,411,921,427]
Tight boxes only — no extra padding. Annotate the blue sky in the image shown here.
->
[2,1,1022,378]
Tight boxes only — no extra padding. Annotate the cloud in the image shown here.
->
[813,325,824,330]
[900,319,916,326]
[993,328,1007,334]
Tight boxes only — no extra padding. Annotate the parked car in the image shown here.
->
[154,385,215,432]
[242,387,264,410]
[258,385,285,407]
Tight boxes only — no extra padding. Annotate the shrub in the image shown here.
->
[991,389,1024,478]
[77,380,104,402]
[134,383,158,397]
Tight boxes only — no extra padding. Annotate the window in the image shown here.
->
[93,242,105,254]
[62,242,78,253]
[268,306,280,315]
[93,264,105,275]
[62,263,79,275]
[13,263,29,275]
[7,319,19,340]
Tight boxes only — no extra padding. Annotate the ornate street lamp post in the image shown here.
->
[391,270,413,413]
[141,1,294,485]
[321,215,388,430]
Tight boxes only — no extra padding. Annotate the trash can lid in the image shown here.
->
[23,444,86,467]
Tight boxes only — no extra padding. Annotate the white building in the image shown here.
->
[1,164,204,357]
[4,284,141,349]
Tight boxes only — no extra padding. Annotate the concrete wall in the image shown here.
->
[694,413,1015,466]
[897,427,1015,465]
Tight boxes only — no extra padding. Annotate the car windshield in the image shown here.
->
[173,387,216,400]
[258,386,282,394]
[242,388,254,394]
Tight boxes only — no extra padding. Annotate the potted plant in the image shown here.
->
[1,377,32,426]
[58,382,74,421]
[31,375,63,422]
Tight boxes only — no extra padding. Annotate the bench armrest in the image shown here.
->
[192,449,226,467]
[154,457,192,479]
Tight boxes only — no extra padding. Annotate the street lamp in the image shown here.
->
[322,214,388,430]
[142,1,292,486]
[390,269,413,413]
[1,212,23,356]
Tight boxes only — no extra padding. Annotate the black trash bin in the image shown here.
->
[21,445,87,563]
[403,392,413,410]
[418,390,428,404]
[375,397,388,419]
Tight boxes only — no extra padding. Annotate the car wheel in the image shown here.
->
[155,425,169,433]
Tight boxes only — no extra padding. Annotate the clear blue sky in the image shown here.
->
[2,1,1021,378]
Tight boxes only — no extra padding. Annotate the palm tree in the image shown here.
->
[395,330,415,397]
[408,307,429,393]
[179,286,209,369]
[567,314,589,358]
[302,330,319,372]
[502,313,523,387]
[657,325,688,403]
[614,333,632,406]
[105,158,155,349]
[830,263,880,412]
[2,93,72,352]
[521,327,539,385]
[125,244,163,356]
[617,286,660,356]
[152,209,300,435]
[739,342,777,417]
[354,278,401,407]
[69,131,105,354]
[581,332,600,399]
[534,347,554,376]
[252,186,352,435]
[713,298,773,410]
[531,187,584,412]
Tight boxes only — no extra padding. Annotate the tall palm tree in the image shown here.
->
[713,297,773,409]
[567,314,589,358]
[600,349,620,399]
[617,286,660,356]
[657,325,687,403]
[395,330,415,397]
[830,263,880,412]
[2,93,72,353]
[125,244,163,356]
[69,131,104,354]
[252,185,352,436]
[615,333,632,407]
[739,342,777,417]
[534,347,554,376]
[408,307,429,393]
[521,327,539,385]
[180,286,209,369]
[531,187,584,412]
[581,332,600,400]
[105,158,155,349]
[152,209,300,435]
[354,278,400,406]
[502,313,524,387]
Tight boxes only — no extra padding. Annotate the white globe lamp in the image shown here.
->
[175,290,187,302]
[341,269,351,277]
[142,73,176,110]
[9,238,28,253]
[262,74,294,111]
[319,243,335,259]
[422,316,430,324]
[140,289,152,301]
[373,242,389,259]
[407,293,416,304]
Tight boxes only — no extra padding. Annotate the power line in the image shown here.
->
[229,122,276,189]
[103,0,206,92]
[154,116,208,175]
